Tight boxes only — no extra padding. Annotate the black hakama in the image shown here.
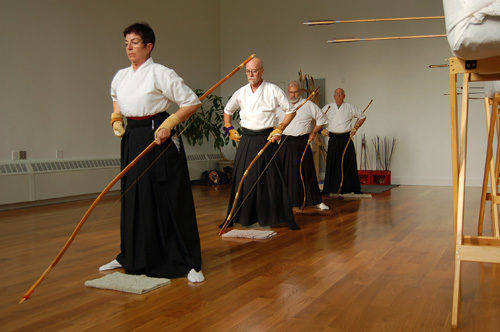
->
[279,134,322,207]
[224,128,298,230]
[116,112,202,278]
[323,132,361,194]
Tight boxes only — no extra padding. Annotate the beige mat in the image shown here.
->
[327,193,372,199]
[85,272,170,294]
[293,208,336,216]
[221,229,277,239]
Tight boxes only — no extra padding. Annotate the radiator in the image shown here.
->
[0,158,121,206]
[186,153,221,181]
[0,154,221,206]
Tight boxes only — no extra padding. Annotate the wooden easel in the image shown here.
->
[449,56,500,328]
[478,93,500,237]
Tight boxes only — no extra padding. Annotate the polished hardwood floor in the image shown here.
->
[1,185,499,331]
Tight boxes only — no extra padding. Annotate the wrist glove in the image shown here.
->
[350,118,365,137]
[155,113,181,138]
[223,124,241,142]
[321,129,329,137]
[110,113,125,137]
[267,123,286,141]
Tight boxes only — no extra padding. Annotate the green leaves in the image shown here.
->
[179,89,239,151]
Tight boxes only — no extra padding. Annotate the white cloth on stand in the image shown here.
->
[484,81,500,98]
[443,0,500,59]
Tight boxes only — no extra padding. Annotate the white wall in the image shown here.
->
[219,0,488,186]
[0,0,491,202]
[0,0,221,162]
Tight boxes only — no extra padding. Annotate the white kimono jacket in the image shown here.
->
[276,98,327,136]
[322,102,365,133]
[224,81,294,130]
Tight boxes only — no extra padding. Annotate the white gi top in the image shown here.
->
[322,102,365,133]
[111,57,200,117]
[276,98,328,136]
[224,81,295,130]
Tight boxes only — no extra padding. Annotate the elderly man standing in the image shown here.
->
[322,88,366,194]
[222,57,299,230]
[277,81,329,210]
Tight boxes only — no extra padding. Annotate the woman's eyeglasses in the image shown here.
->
[121,39,144,48]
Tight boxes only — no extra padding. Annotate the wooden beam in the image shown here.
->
[458,244,500,264]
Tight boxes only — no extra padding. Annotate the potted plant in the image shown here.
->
[179,89,240,163]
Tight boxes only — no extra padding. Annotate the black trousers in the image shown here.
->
[323,132,361,194]
[279,134,322,207]
[224,127,298,230]
[117,112,202,278]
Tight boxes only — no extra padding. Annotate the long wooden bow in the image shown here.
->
[338,99,373,193]
[19,54,256,304]
[299,137,313,210]
[219,88,319,235]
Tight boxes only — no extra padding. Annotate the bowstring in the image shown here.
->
[223,134,290,227]
[223,91,320,227]
[87,117,197,230]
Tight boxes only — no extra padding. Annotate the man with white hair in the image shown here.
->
[222,57,299,230]
[322,88,365,194]
[277,81,329,210]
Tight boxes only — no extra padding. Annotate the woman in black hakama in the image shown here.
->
[102,22,203,282]
[117,113,201,278]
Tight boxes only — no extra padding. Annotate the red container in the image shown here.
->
[358,170,373,185]
[372,170,391,185]
[358,170,391,185]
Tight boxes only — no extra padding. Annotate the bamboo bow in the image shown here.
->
[299,137,313,210]
[299,105,331,208]
[338,99,373,193]
[219,88,320,235]
[19,54,256,304]
[303,16,444,26]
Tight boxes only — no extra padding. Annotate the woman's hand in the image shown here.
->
[155,128,171,145]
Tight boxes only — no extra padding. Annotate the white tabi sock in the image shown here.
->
[316,202,330,210]
[187,269,205,283]
[99,259,122,271]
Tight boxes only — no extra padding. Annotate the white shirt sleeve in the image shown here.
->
[158,69,200,108]
[224,89,241,115]
[275,107,286,125]
[276,87,295,114]
[312,102,328,126]
[351,104,365,119]
[110,70,125,102]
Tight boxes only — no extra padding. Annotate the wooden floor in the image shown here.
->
[1,185,499,331]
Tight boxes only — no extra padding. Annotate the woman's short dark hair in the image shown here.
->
[123,22,155,48]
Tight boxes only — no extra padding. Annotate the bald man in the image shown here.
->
[277,81,329,210]
[322,88,365,194]
[222,57,299,230]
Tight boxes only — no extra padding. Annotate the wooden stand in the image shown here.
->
[478,94,500,237]
[449,56,500,328]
